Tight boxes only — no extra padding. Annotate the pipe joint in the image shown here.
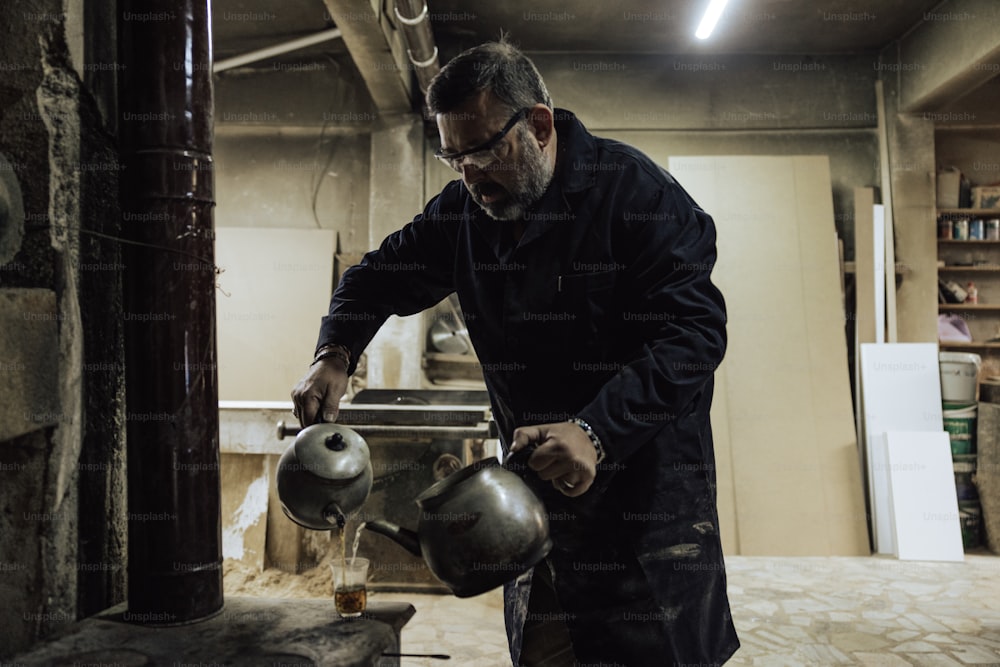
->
[394,2,428,26]
[408,46,439,70]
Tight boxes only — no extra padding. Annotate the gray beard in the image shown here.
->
[474,127,554,221]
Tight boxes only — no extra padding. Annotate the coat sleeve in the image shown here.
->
[314,189,459,373]
[575,180,727,464]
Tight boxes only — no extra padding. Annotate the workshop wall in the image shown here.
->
[0,0,125,656]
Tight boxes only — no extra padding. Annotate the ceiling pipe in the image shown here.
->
[213,28,343,73]
[118,0,223,623]
[393,0,440,94]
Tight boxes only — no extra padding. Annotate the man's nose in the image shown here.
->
[460,161,487,182]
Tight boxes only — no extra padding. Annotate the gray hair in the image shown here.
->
[426,40,553,115]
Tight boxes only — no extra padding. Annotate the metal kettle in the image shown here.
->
[275,423,373,530]
[365,449,553,598]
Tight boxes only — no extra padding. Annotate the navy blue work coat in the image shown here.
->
[317,109,739,666]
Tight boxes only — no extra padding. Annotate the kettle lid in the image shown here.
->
[293,423,370,481]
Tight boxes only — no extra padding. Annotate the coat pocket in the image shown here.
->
[556,269,617,341]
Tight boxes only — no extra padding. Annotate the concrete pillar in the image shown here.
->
[364,115,427,389]
[880,51,941,344]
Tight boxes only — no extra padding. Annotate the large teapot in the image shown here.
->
[366,448,552,598]
[276,424,552,597]
[275,423,373,530]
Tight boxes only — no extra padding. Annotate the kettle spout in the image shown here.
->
[322,503,346,529]
[365,519,421,557]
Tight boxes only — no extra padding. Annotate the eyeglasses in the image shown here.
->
[435,107,530,172]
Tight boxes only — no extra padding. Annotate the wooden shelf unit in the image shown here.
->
[937,208,1000,217]
[937,208,1000,350]
[940,341,1000,349]
[939,304,1000,311]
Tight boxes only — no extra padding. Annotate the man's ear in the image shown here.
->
[527,104,554,148]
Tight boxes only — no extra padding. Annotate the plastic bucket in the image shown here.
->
[958,500,982,550]
[953,457,978,501]
[943,403,977,455]
[939,352,981,403]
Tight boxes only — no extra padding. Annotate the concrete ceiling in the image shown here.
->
[212,0,340,60]
[212,0,944,61]
[425,0,945,58]
[211,0,1000,120]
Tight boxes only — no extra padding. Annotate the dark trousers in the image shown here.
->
[518,561,576,667]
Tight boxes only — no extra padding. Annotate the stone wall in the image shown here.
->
[0,0,125,656]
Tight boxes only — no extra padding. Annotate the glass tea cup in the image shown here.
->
[330,557,369,618]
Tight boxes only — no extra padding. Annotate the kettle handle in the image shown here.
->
[501,442,539,474]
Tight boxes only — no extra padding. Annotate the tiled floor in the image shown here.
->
[723,555,1000,666]
[225,554,1000,666]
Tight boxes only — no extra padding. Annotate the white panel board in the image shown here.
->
[883,431,963,562]
[669,155,869,556]
[860,343,943,554]
[215,228,335,401]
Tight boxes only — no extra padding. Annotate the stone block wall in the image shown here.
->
[0,0,125,656]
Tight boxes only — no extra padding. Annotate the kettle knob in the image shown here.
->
[294,423,371,480]
[326,433,346,451]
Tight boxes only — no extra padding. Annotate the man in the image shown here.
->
[292,40,739,666]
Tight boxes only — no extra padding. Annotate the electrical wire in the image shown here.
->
[310,53,345,230]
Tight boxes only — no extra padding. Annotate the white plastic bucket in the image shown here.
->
[939,351,982,404]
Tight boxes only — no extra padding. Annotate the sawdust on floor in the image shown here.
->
[223,555,335,599]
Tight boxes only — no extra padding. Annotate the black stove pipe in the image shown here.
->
[118,0,223,623]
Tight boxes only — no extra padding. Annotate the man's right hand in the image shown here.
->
[290,360,349,428]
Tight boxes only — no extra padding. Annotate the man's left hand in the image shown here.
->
[510,422,598,497]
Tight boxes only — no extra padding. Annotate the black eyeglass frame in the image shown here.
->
[434,107,531,164]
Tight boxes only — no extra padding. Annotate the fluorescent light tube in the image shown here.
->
[695,0,729,39]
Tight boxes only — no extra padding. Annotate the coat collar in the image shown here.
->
[551,108,597,194]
